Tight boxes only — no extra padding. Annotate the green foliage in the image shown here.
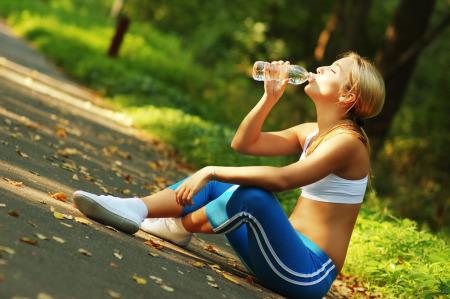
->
[122,103,291,168]
[344,202,450,298]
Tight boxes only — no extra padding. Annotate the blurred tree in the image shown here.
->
[369,0,448,152]
[314,0,373,62]
[107,0,130,57]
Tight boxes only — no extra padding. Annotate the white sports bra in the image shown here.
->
[299,130,367,204]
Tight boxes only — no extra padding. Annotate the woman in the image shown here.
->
[73,52,385,299]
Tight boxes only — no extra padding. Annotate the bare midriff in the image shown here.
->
[288,196,361,273]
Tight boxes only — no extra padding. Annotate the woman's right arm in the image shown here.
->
[231,61,305,156]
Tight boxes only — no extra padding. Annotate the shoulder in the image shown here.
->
[320,133,366,157]
[290,122,318,147]
[312,133,369,177]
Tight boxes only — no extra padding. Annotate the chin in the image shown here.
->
[304,83,313,96]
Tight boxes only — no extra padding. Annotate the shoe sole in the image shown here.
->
[74,193,139,234]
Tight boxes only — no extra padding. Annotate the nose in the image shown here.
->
[316,66,324,74]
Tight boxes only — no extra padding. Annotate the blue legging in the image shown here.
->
[169,179,337,299]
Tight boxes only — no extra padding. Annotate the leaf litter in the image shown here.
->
[149,275,174,292]
[49,192,67,202]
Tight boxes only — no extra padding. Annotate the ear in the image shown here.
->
[339,93,357,105]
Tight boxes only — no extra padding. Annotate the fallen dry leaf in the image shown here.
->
[222,272,240,285]
[57,148,77,157]
[132,274,147,285]
[20,237,38,245]
[3,178,22,187]
[208,282,220,289]
[53,211,64,220]
[37,292,54,299]
[78,248,92,257]
[148,252,159,257]
[113,249,123,260]
[34,233,49,240]
[209,264,221,271]
[52,236,66,244]
[49,192,67,202]
[120,189,131,195]
[204,245,226,257]
[0,246,16,255]
[190,261,206,268]
[105,290,122,298]
[72,174,79,181]
[110,262,119,269]
[8,210,19,217]
[62,214,73,220]
[246,276,254,284]
[75,217,92,225]
[106,226,119,232]
[0,259,9,266]
[149,275,163,285]
[15,149,30,159]
[160,285,174,292]
[144,239,163,250]
[61,163,76,172]
[56,129,67,138]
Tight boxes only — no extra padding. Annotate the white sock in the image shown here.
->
[130,198,149,221]
[111,196,148,222]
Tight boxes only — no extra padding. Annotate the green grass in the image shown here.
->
[0,1,448,298]
[344,196,450,298]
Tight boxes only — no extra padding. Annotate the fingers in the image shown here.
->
[174,185,193,207]
[271,60,290,65]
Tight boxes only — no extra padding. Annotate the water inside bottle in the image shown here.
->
[252,61,266,81]
[253,61,313,84]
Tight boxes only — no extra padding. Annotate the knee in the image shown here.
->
[230,187,278,210]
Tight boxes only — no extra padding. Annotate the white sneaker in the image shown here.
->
[140,218,192,247]
[73,190,145,234]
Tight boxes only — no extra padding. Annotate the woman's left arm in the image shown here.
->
[175,134,366,206]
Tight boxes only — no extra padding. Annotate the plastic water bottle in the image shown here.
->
[252,61,314,85]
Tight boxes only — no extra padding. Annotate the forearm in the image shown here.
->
[231,94,277,152]
[211,165,288,192]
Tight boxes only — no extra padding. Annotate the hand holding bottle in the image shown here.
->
[263,61,290,101]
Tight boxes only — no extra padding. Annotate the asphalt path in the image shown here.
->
[0,20,346,299]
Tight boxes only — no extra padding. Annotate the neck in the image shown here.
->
[316,106,347,137]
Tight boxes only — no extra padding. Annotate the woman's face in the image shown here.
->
[305,56,353,103]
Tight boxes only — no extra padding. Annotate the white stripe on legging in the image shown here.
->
[214,212,336,286]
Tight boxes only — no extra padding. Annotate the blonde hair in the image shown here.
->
[307,52,385,189]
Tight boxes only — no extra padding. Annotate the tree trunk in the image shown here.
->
[314,0,373,63]
[367,0,436,153]
[107,15,130,58]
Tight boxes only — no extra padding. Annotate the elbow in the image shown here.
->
[230,139,239,152]
[269,181,290,193]
[230,139,247,154]
[265,174,292,193]
[266,170,297,192]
